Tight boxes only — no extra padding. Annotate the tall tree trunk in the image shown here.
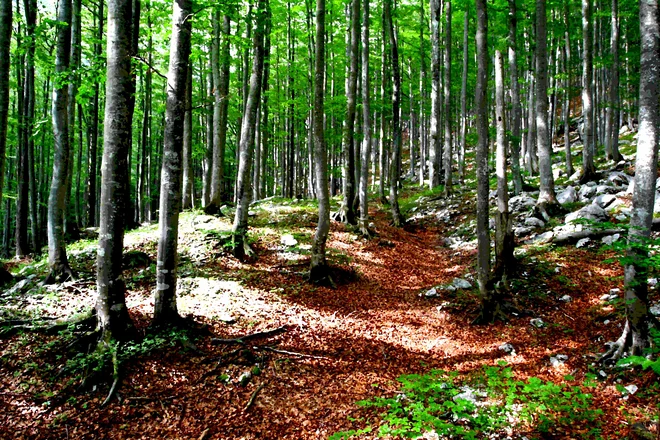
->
[259,25,271,200]
[507,0,523,194]
[201,49,213,208]
[86,2,104,227]
[309,0,331,284]
[153,0,193,325]
[96,0,137,343]
[429,0,442,189]
[580,0,597,182]
[66,0,81,231]
[46,0,74,283]
[474,0,497,322]
[418,0,427,186]
[602,0,659,362]
[384,0,402,226]
[181,66,193,210]
[340,0,359,225]
[458,7,468,183]
[358,0,371,237]
[16,1,28,257]
[563,0,574,177]
[443,0,452,195]
[604,0,622,162]
[494,50,514,282]
[206,12,230,214]
[0,0,11,209]
[232,0,268,261]
[536,0,558,207]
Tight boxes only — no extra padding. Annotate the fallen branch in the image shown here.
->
[211,326,286,345]
[126,395,176,401]
[257,346,330,360]
[244,382,266,412]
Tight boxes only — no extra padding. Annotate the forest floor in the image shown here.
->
[1,187,659,439]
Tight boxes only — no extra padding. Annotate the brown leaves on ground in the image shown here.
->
[0,207,657,439]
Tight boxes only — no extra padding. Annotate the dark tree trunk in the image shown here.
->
[0,0,11,208]
[605,0,622,162]
[153,0,193,325]
[508,0,523,194]
[309,0,331,284]
[182,65,193,210]
[458,6,468,183]
[232,0,268,261]
[602,0,659,363]
[358,0,371,237]
[339,0,359,225]
[46,0,74,283]
[96,0,137,343]
[384,0,402,226]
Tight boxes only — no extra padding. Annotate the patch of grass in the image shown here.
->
[398,185,445,216]
[332,364,603,439]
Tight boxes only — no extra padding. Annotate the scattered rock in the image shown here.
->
[610,288,621,295]
[565,204,609,224]
[557,186,577,205]
[559,295,572,302]
[623,384,638,395]
[576,237,591,248]
[248,210,257,217]
[601,234,621,245]
[514,226,533,237]
[550,354,569,367]
[423,287,439,298]
[578,185,597,201]
[593,194,616,209]
[524,217,545,228]
[452,386,486,404]
[649,278,658,287]
[530,318,545,328]
[595,185,617,195]
[600,292,619,301]
[451,278,472,290]
[509,194,537,213]
[280,234,298,247]
[527,231,554,244]
[598,370,608,380]
[217,314,236,324]
[238,371,252,386]
[498,343,516,355]
[649,304,660,316]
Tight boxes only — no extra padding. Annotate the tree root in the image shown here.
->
[244,382,266,412]
[600,319,653,366]
[211,326,286,345]
[43,263,76,285]
[101,348,120,407]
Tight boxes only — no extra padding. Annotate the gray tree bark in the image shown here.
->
[96,0,137,343]
[46,0,74,283]
[339,0,359,225]
[429,0,442,189]
[206,12,230,215]
[563,0,574,177]
[384,0,403,226]
[154,0,193,325]
[507,0,523,194]
[535,0,558,207]
[458,7,468,183]
[602,0,659,363]
[233,0,268,261]
[358,0,371,237]
[604,0,623,162]
[181,66,193,210]
[580,0,598,182]
[442,0,452,195]
[0,0,11,209]
[309,0,331,284]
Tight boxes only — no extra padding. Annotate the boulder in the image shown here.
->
[559,295,573,302]
[596,185,617,195]
[499,343,516,355]
[565,204,608,224]
[530,318,546,328]
[509,194,537,213]
[451,278,472,289]
[280,234,298,247]
[524,217,545,228]
[601,234,621,245]
[578,185,597,201]
[593,194,617,209]
[550,354,569,367]
[3,278,32,297]
[576,237,591,248]
[557,186,577,205]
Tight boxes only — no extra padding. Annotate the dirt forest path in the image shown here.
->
[1,206,633,439]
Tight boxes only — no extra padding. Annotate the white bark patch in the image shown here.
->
[157,283,170,291]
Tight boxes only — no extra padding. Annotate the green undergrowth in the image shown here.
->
[331,363,603,440]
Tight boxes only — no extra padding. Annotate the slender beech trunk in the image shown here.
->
[0,0,10,209]
[86,2,103,227]
[153,0,193,325]
[429,0,442,189]
[603,0,659,362]
[259,25,271,200]
[580,0,597,182]
[536,0,558,207]
[181,66,193,210]
[494,50,514,282]
[475,0,495,321]
[206,12,230,214]
[340,0,359,224]
[202,49,213,207]
[309,0,331,284]
[46,0,74,283]
[384,0,402,226]
[66,0,81,231]
[507,0,523,194]
[443,0,452,195]
[458,7,468,183]
[358,0,371,237]
[96,0,137,343]
[418,0,427,186]
[605,0,622,162]
[16,0,28,257]
[26,0,37,252]
[379,28,388,203]
[563,0,574,177]
[232,0,268,261]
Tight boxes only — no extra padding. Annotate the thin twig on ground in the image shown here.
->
[244,382,267,412]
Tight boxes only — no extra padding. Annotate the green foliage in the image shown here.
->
[617,329,660,375]
[332,364,603,439]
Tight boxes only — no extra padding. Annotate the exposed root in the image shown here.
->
[101,348,120,407]
[211,326,286,345]
[203,203,225,216]
[308,263,336,288]
[43,263,76,285]
[243,382,266,412]
[600,319,652,366]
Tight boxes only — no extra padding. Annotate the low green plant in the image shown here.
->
[617,328,660,375]
[331,364,603,439]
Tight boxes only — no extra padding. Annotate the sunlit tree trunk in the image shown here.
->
[154,0,193,325]
[458,7,468,183]
[0,0,11,209]
[429,0,442,189]
[605,0,622,162]
[233,0,268,261]
[563,0,574,177]
[358,0,371,237]
[96,0,137,343]
[603,0,659,362]
[443,0,452,195]
[580,0,597,182]
[507,0,523,194]
[46,0,74,283]
[181,66,193,210]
